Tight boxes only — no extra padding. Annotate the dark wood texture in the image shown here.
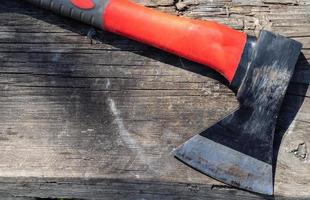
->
[0,0,309,199]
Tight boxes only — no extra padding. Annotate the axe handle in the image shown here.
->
[26,0,247,82]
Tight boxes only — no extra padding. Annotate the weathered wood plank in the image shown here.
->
[0,0,309,199]
[0,177,306,200]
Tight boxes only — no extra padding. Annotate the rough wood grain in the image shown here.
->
[0,0,309,199]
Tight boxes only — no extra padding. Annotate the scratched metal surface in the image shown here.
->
[173,30,302,195]
[0,0,309,199]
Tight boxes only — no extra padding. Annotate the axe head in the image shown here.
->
[172,30,302,195]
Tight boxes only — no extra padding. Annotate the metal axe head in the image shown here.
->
[172,30,302,195]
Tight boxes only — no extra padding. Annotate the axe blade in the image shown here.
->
[172,30,302,195]
[172,134,273,195]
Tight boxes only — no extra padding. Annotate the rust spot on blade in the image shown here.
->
[197,156,208,165]
[225,165,248,180]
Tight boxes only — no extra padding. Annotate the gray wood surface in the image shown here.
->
[0,0,309,199]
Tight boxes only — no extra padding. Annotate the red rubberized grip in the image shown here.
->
[70,0,95,10]
[103,0,247,82]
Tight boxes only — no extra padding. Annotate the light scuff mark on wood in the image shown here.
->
[108,97,138,149]
[289,142,308,161]
[174,0,200,13]
[175,1,188,11]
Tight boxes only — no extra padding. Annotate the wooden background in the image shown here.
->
[0,0,309,199]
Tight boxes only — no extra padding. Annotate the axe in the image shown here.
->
[25,0,302,195]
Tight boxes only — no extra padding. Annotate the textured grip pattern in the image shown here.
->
[25,0,109,29]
